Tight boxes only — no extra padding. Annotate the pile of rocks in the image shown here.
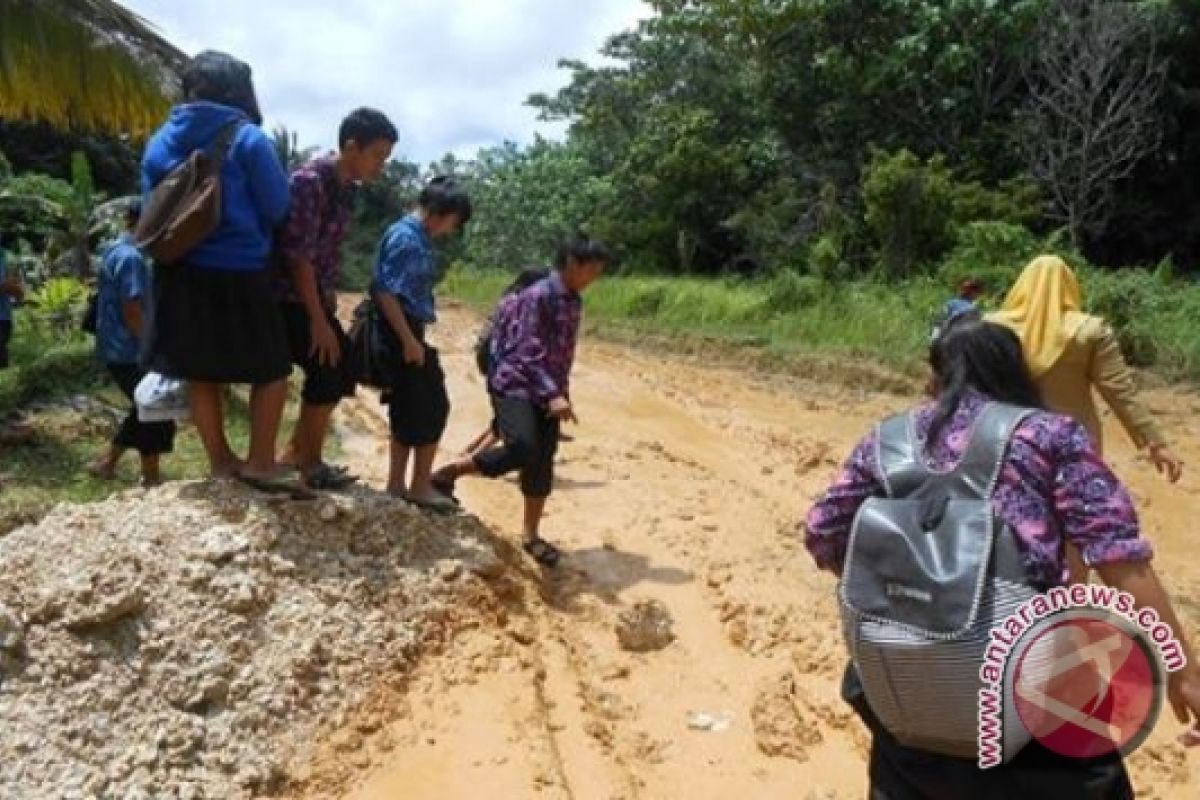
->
[0,481,507,799]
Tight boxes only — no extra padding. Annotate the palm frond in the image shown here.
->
[0,0,187,136]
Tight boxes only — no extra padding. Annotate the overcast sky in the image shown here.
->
[122,0,648,163]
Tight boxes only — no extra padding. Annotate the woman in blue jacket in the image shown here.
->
[141,51,294,489]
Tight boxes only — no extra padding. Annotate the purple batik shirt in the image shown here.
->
[804,390,1151,587]
[277,154,354,309]
[488,272,582,407]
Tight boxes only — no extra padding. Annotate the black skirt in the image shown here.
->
[147,265,291,384]
[841,665,1134,800]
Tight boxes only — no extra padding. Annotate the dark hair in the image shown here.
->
[554,233,612,270]
[418,176,472,224]
[928,318,1042,441]
[182,50,263,125]
[503,266,551,295]
[959,278,983,296]
[339,108,398,150]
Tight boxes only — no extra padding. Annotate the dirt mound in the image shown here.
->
[0,480,508,799]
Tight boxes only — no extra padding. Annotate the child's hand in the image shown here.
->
[309,318,341,367]
[549,398,577,424]
[402,336,425,366]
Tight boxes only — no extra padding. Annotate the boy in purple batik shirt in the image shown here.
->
[432,234,612,567]
[276,108,397,490]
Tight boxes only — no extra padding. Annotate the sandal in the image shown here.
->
[304,463,359,491]
[236,471,317,500]
[406,493,459,516]
[522,536,562,568]
[430,473,461,506]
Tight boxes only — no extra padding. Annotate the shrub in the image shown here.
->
[863,149,956,278]
[938,221,1038,292]
[765,270,826,313]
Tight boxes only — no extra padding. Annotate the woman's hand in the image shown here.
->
[1168,666,1200,746]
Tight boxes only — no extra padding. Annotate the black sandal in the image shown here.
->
[431,473,461,506]
[522,536,562,568]
[304,463,359,491]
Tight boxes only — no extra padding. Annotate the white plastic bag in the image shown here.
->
[134,372,189,423]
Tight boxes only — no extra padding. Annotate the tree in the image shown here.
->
[462,139,616,270]
[269,125,318,172]
[0,0,186,136]
[1024,0,1168,250]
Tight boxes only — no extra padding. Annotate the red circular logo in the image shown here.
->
[1011,611,1163,759]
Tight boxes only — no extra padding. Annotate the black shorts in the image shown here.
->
[383,313,450,447]
[473,396,561,498]
[148,265,290,385]
[280,302,356,406]
[0,319,11,370]
[107,363,176,455]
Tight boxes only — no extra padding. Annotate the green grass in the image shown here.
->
[442,265,1200,385]
[445,268,944,380]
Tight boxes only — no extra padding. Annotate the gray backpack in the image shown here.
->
[840,402,1040,762]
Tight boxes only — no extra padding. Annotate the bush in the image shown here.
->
[765,270,826,313]
[863,149,956,278]
[25,276,87,335]
[938,221,1039,292]
[864,150,1048,281]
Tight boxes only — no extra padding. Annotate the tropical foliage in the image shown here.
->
[443,0,1200,275]
[0,0,186,136]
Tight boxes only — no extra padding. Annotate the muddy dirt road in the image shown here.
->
[298,301,1200,799]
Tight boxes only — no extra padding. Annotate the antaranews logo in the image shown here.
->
[976,584,1185,769]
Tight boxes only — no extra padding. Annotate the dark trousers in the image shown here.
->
[383,314,450,447]
[109,363,176,456]
[473,396,560,498]
[280,302,356,405]
[841,665,1134,800]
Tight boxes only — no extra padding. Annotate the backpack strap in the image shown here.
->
[949,403,1033,499]
[875,412,932,498]
[206,121,244,171]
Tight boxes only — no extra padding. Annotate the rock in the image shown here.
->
[0,605,24,652]
[64,587,144,632]
[615,599,675,653]
[194,526,251,564]
[435,560,463,582]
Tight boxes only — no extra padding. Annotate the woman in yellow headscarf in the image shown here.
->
[990,255,1183,482]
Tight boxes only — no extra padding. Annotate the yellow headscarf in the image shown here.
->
[990,255,1089,377]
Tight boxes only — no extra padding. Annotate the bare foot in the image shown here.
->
[210,456,246,480]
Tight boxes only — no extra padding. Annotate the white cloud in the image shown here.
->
[121,0,648,163]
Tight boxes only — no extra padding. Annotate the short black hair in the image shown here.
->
[339,108,398,150]
[418,176,472,224]
[554,232,612,270]
[503,267,551,296]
